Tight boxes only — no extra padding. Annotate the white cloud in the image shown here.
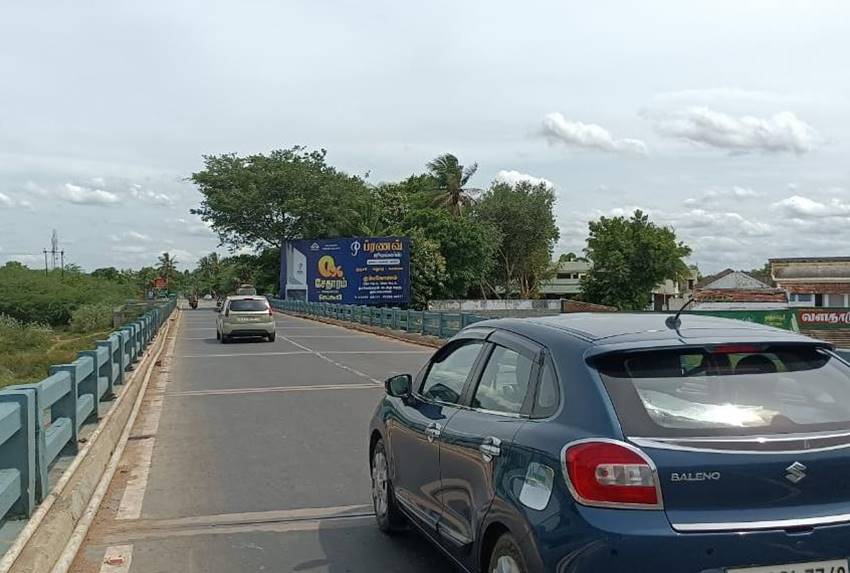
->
[110,230,153,243]
[59,183,120,205]
[494,170,554,188]
[0,191,34,210]
[771,195,850,218]
[129,184,174,206]
[175,217,215,237]
[541,112,648,156]
[652,107,817,154]
[112,245,148,254]
[684,186,764,206]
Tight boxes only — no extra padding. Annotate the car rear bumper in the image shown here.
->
[221,323,275,336]
[533,506,850,573]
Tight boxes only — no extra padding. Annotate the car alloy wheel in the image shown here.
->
[372,451,389,518]
[489,534,527,573]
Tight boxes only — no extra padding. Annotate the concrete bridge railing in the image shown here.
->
[270,299,486,339]
[0,298,176,526]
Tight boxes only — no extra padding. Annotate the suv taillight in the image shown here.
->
[564,440,662,509]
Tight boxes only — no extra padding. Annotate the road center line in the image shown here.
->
[177,350,312,358]
[276,334,382,384]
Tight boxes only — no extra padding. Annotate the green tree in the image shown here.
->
[157,252,178,284]
[408,229,448,308]
[190,147,370,250]
[426,153,479,216]
[404,209,499,299]
[91,267,121,281]
[581,210,692,310]
[476,181,560,298]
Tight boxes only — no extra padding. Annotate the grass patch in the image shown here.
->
[0,314,111,387]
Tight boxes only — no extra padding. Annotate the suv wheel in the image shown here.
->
[371,440,404,533]
[488,534,527,573]
[268,332,276,342]
[216,329,221,340]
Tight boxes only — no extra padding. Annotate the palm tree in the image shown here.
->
[157,252,178,284]
[426,153,479,216]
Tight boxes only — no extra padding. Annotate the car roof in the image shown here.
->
[225,295,267,301]
[467,312,822,352]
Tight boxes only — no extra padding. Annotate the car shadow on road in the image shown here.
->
[311,519,459,573]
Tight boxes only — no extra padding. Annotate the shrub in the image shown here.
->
[69,303,114,333]
[0,313,54,352]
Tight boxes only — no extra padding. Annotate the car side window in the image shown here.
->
[471,344,534,415]
[532,359,560,418]
[420,341,483,405]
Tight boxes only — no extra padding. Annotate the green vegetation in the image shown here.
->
[0,262,136,325]
[581,210,692,310]
[189,147,563,307]
[0,261,147,387]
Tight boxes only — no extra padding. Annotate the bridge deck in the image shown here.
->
[70,303,453,573]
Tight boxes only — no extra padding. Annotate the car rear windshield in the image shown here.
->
[593,345,850,437]
[229,299,269,312]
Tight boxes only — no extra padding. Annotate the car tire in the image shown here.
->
[220,334,228,344]
[268,332,276,342]
[216,329,221,340]
[371,440,405,533]
[487,533,528,573]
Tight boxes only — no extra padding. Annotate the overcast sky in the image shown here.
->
[1,0,848,273]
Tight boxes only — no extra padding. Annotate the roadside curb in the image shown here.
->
[275,311,444,348]
[0,309,180,573]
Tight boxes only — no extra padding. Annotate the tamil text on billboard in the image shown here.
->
[286,237,410,305]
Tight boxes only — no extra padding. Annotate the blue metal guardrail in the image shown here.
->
[0,298,176,524]
[269,299,486,339]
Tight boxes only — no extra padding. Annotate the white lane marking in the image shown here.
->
[100,505,373,544]
[167,382,381,397]
[115,322,179,521]
[99,544,133,573]
[277,334,382,384]
[283,335,364,338]
[177,350,312,358]
[322,350,432,354]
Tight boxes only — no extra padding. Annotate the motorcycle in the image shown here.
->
[189,298,198,309]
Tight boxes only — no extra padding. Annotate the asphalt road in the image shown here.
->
[70,302,456,573]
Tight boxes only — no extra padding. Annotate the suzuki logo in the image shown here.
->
[785,461,807,484]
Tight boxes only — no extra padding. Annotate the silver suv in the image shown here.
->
[216,295,276,343]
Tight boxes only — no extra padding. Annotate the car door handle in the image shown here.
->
[425,423,441,443]
[479,436,501,460]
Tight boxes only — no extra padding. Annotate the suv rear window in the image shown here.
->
[228,299,269,312]
[594,345,850,437]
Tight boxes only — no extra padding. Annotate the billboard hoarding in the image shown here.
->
[281,236,410,305]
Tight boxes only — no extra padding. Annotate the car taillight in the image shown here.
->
[564,440,662,509]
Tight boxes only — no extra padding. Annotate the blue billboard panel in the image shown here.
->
[286,237,410,305]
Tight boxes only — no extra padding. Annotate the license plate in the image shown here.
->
[728,559,848,573]
[238,317,260,322]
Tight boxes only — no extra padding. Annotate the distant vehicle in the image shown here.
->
[216,295,275,343]
[203,294,213,300]
[369,313,850,573]
[236,284,257,295]
[188,294,198,310]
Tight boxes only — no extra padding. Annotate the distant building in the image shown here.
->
[692,269,787,310]
[771,257,850,308]
[539,260,591,299]
[650,266,699,311]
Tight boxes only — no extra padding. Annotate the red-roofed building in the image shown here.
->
[692,269,788,310]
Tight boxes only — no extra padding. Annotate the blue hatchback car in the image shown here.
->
[368,313,850,573]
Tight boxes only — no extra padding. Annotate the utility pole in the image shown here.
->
[60,250,65,277]
[43,229,66,275]
[43,249,49,276]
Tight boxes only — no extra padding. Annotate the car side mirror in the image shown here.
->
[385,374,413,399]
